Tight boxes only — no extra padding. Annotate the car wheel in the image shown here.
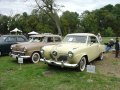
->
[97,53,103,60]
[31,52,40,63]
[77,57,86,71]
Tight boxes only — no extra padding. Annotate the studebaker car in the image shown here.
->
[40,33,104,71]
[11,34,62,63]
[0,35,28,56]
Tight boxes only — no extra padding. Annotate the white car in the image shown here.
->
[40,33,104,71]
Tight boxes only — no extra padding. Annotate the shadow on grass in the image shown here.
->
[46,64,78,72]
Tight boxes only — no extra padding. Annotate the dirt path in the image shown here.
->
[92,52,120,78]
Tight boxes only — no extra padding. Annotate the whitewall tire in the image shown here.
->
[77,57,86,71]
[31,52,40,63]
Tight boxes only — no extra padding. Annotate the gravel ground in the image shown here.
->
[92,52,120,78]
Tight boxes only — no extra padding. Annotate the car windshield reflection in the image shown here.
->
[29,37,44,42]
[0,36,7,40]
[0,36,7,42]
[62,35,87,43]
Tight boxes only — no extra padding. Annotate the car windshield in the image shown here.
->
[62,35,87,43]
[0,36,7,42]
[29,37,44,42]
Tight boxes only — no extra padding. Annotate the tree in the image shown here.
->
[80,11,98,34]
[33,0,62,35]
[60,11,80,35]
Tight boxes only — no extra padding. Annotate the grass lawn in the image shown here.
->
[0,55,120,90]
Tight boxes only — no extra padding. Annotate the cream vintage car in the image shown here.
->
[40,33,104,71]
[11,34,62,63]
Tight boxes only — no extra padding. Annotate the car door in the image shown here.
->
[3,36,17,54]
[87,36,100,61]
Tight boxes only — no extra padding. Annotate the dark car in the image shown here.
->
[0,35,28,56]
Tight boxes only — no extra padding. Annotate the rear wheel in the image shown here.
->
[77,57,86,71]
[31,52,40,63]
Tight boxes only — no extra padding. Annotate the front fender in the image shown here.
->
[42,45,56,59]
[74,52,87,64]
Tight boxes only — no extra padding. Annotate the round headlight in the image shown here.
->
[52,51,57,56]
[11,46,13,49]
[68,51,73,58]
[40,49,44,55]
[10,45,14,49]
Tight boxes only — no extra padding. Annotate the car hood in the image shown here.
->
[12,42,44,51]
[51,42,86,53]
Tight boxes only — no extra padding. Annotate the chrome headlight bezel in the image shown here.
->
[52,51,57,56]
[40,49,44,55]
[68,51,73,58]
[10,45,14,50]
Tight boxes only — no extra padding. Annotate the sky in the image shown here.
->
[0,0,120,16]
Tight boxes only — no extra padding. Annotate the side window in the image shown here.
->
[47,37,54,42]
[90,36,98,43]
[54,37,61,42]
[88,36,98,43]
[17,37,25,42]
[5,36,16,42]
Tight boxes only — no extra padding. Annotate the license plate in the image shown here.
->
[18,57,23,63]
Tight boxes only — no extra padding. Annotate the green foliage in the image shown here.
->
[80,4,120,36]
[103,27,115,37]
[60,11,80,36]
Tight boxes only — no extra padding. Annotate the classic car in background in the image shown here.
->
[40,33,104,71]
[0,35,28,56]
[11,34,62,63]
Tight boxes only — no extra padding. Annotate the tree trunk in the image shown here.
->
[53,11,62,36]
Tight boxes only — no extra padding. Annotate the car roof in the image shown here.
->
[67,33,96,36]
[2,35,25,37]
[30,34,61,37]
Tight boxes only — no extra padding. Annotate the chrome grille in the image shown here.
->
[12,51,25,56]
[50,53,68,61]
[57,55,68,61]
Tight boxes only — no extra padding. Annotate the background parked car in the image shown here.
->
[11,34,62,63]
[40,33,104,71]
[0,35,28,56]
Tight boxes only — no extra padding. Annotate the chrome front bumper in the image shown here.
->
[40,58,78,68]
[11,53,30,59]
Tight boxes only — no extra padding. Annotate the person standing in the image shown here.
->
[115,37,119,58]
[97,33,102,42]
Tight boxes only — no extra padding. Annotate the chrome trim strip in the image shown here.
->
[12,50,25,53]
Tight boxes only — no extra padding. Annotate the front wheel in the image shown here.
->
[77,57,86,71]
[31,52,40,63]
